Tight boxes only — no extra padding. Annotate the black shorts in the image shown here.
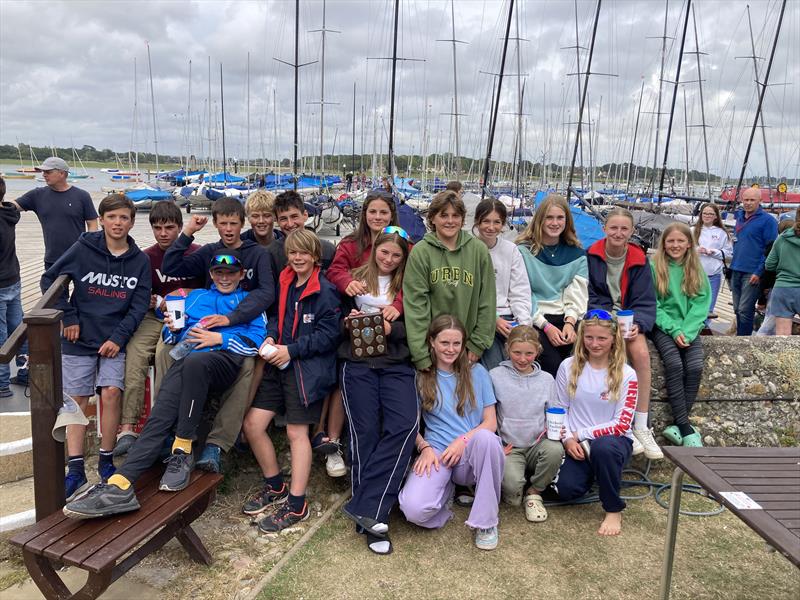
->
[251,364,323,425]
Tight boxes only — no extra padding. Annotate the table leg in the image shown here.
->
[659,467,685,600]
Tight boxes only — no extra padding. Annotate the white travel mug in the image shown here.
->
[546,407,566,441]
[259,342,290,370]
[164,295,186,329]
[617,310,635,339]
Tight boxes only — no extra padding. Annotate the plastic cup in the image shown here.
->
[546,407,566,441]
[617,310,635,339]
[259,343,290,370]
[164,295,186,329]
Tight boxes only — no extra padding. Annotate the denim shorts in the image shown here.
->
[768,287,800,319]
[62,353,126,397]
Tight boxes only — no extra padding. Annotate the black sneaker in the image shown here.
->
[258,501,309,533]
[159,451,195,492]
[62,483,140,519]
[242,483,289,516]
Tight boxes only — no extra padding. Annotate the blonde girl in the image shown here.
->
[552,310,638,536]
[693,203,732,320]
[516,194,588,376]
[650,223,711,447]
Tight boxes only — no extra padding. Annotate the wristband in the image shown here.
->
[418,444,432,453]
[543,322,551,332]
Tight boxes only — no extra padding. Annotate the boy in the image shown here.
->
[63,250,267,518]
[114,202,204,456]
[242,229,340,532]
[159,197,273,471]
[0,176,23,398]
[242,190,279,247]
[41,194,151,500]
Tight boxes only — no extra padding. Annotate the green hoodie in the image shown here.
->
[650,259,711,342]
[765,228,800,288]
[403,230,496,369]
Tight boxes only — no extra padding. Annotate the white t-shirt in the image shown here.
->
[355,275,393,310]
[697,226,733,277]
[554,356,637,441]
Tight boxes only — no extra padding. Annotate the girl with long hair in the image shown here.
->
[693,203,732,320]
[398,315,505,551]
[552,310,637,536]
[403,191,496,370]
[516,194,588,376]
[472,198,532,370]
[764,207,800,336]
[650,223,711,447]
[586,207,661,460]
[338,228,418,555]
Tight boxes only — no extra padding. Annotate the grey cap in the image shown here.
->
[36,156,69,172]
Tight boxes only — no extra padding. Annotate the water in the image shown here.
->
[0,164,161,194]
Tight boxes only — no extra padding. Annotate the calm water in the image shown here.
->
[0,164,162,195]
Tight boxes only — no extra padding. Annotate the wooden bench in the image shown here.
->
[9,467,223,600]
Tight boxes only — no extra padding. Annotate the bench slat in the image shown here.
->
[711,470,800,479]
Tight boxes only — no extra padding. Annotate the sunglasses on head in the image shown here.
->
[211,254,242,267]
[382,225,410,241]
[583,309,617,328]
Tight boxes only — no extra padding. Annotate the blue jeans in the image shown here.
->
[730,270,761,336]
[0,281,24,389]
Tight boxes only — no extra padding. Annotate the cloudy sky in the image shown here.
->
[1,0,798,180]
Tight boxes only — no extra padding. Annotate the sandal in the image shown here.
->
[524,493,548,522]
[311,431,339,455]
[681,432,703,447]
[662,425,683,446]
[342,506,389,537]
[366,532,393,555]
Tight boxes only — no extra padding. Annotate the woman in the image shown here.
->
[516,194,588,376]
[553,310,637,536]
[693,203,732,320]
[764,207,800,336]
[403,190,496,370]
[398,315,505,550]
[473,198,532,370]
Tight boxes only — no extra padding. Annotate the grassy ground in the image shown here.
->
[260,462,800,600]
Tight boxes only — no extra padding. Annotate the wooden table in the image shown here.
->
[659,446,800,599]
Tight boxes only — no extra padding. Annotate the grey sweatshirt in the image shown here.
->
[489,360,555,448]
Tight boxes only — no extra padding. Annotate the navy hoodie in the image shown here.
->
[0,202,20,287]
[162,233,275,326]
[41,231,151,356]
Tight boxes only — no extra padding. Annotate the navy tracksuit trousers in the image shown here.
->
[119,350,243,483]
[553,435,632,513]
[340,361,419,524]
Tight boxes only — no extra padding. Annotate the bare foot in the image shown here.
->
[598,512,622,536]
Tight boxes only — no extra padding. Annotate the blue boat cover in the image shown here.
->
[125,188,173,202]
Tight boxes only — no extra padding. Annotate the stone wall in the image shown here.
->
[647,336,800,447]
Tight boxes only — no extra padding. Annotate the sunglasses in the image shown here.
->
[583,309,618,328]
[382,225,410,241]
[211,254,242,268]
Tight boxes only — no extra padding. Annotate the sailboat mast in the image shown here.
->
[573,0,586,190]
[683,89,690,195]
[208,57,212,172]
[735,0,787,201]
[319,0,327,181]
[650,0,669,192]
[745,4,773,193]
[146,41,159,186]
[293,0,300,189]
[351,82,356,178]
[187,59,192,171]
[388,0,400,183]
[220,63,227,186]
[656,0,692,204]
[625,80,645,194]
[450,0,462,175]
[481,0,515,199]
[690,5,711,199]
[246,52,250,175]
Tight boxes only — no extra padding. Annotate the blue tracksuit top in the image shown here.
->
[731,207,778,276]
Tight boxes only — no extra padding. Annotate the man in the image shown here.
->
[10,157,98,386]
[730,187,778,336]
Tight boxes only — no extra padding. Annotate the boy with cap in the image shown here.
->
[63,249,267,518]
[40,194,151,501]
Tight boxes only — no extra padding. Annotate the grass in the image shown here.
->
[260,462,800,600]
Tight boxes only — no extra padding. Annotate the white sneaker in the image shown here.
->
[633,428,664,460]
[326,450,347,478]
[475,526,499,550]
[631,434,644,456]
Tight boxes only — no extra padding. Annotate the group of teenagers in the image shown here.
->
[19,180,722,555]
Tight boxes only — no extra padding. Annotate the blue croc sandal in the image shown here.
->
[662,425,683,445]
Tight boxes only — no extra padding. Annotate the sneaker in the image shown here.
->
[0,387,12,398]
[631,435,644,456]
[98,459,116,482]
[524,493,548,522]
[159,451,195,492]
[242,483,289,516]
[258,501,310,533]
[475,526,499,550]
[65,471,91,502]
[196,444,222,473]
[326,450,347,478]
[62,483,140,519]
[633,428,664,460]
[113,432,138,457]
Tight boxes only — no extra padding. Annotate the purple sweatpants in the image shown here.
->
[398,428,505,530]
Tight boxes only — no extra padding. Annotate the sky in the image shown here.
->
[1,0,798,180]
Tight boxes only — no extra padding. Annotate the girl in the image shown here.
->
[693,203,732,320]
[398,315,505,551]
[586,207,661,460]
[473,199,533,370]
[403,191,496,370]
[339,228,418,555]
[516,194,588,377]
[315,190,401,469]
[490,326,563,522]
[552,310,637,536]
[764,210,800,336]
[650,223,711,447]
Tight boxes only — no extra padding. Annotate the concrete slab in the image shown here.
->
[1,567,163,599]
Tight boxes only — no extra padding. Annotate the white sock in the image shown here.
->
[634,411,649,431]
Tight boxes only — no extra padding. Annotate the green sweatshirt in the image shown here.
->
[650,259,711,343]
[403,230,496,369]
[765,228,800,288]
